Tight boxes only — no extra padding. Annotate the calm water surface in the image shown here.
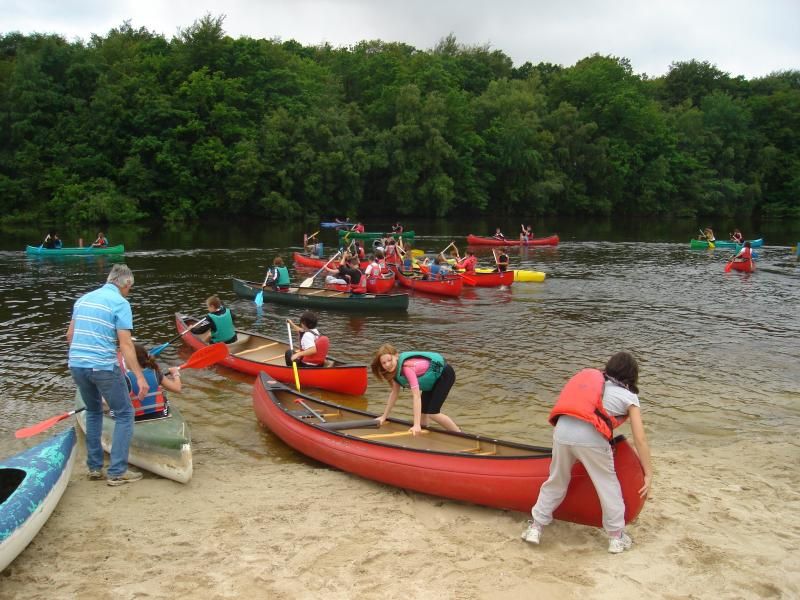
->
[1,218,798,464]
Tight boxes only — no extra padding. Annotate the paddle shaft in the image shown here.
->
[287,322,301,390]
[150,318,208,356]
[294,398,327,422]
[300,251,341,288]
[14,407,86,439]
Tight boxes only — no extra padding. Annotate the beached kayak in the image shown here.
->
[25,244,125,256]
[689,238,763,249]
[252,375,647,527]
[75,390,192,483]
[466,235,559,246]
[232,278,410,312]
[0,428,77,572]
[175,314,368,395]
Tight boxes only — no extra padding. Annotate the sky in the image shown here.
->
[2,0,799,78]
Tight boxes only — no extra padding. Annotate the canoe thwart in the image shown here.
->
[235,342,279,356]
[318,419,380,431]
[361,430,430,439]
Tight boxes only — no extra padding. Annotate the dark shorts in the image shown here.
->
[421,364,455,414]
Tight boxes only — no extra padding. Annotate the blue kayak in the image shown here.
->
[0,428,77,572]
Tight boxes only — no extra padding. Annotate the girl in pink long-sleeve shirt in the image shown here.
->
[371,343,460,436]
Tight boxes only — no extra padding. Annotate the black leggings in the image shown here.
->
[285,349,322,368]
[421,364,456,414]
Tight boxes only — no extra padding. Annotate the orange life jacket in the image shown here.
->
[302,333,330,365]
[548,369,628,442]
[118,355,167,417]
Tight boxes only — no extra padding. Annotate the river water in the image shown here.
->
[1,217,798,464]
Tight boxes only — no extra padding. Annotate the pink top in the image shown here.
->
[401,358,431,390]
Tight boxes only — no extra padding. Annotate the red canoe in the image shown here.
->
[458,269,514,287]
[366,271,396,294]
[729,259,756,273]
[175,314,368,395]
[252,374,647,526]
[466,234,560,247]
[293,251,369,270]
[393,267,464,297]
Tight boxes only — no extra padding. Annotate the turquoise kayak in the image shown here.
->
[689,238,763,249]
[0,428,77,572]
[25,244,125,255]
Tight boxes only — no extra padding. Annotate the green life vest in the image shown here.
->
[208,308,236,343]
[273,266,290,286]
[394,352,447,392]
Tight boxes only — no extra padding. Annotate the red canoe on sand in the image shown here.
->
[176,314,368,395]
[393,267,463,297]
[467,234,560,247]
[252,374,647,526]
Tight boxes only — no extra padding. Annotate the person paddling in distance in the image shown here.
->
[192,295,238,344]
[118,343,182,422]
[730,229,744,244]
[699,227,715,243]
[456,249,478,274]
[521,351,653,554]
[67,263,148,485]
[371,344,461,436]
[520,224,533,242]
[92,232,109,248]
[285,311,329,368]
[732,241,753,263]
[264,256,291,291]
[492,227,507,241]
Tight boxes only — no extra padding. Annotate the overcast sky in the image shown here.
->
[3,0,798,78]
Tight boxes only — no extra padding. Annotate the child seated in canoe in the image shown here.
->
[699,227,715,242]
[265,256,291,291]
[193,295,238,344]
[730,229,744,244]
[492,228,506,240]
[520,224,533,242]
[286,311,329,368]
[457,250,478,274]
[92,232,109,247]
[42,231,62,249]
[496,251,510,272]
[732,241,753,262]
[120,343,182,421]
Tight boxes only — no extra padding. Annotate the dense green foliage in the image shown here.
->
[1,16,798,224]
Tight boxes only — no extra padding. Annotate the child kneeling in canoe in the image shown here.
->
[118,343,182,421]
[286,311,329,368]
[371,344,460,436]
[521,351,653,553]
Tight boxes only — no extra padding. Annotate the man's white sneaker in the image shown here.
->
[521,521,542,544]
[608,532,633,554]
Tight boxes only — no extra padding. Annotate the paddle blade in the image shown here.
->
[15,408,83,439]
[149,342,170,357]
[179,342,229,370]
[254,290,264,306]
[724,262,733,273]
[299,276,314,288]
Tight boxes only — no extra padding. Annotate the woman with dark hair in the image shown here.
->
[521,351,653,554]
[121,343,182,421]
[371,343,460,436]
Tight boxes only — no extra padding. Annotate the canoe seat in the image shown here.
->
[226,335,251,353]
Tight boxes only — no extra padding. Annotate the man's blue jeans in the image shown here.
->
[70,366,133,477]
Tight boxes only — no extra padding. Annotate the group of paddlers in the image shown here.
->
[697,227,753,262]
[40,231,110,249]
[490,224,535,242]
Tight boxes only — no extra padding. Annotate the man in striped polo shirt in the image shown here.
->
[67,264,149,486]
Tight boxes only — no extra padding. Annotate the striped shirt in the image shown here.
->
[68,283,133,370]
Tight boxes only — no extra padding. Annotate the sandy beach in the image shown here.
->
[2,422,797,600]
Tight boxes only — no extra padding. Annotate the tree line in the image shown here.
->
[1,15,798,225]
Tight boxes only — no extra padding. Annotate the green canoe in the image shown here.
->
[75,389,192,483]
[25,244,125,256]
[232,278,409,312]
[689,238,763,250]
[337,230,415,241]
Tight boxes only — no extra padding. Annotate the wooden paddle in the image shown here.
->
[150,318,208,356]
[300,251,341,288]
[14,343,229,439]
[287,322,302,390]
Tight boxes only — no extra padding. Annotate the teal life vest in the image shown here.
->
[208,308,236,343]
[272,266,290,286]
[394,352,447,391]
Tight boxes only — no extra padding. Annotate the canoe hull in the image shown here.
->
[466,235,559,247]
[462,270,514,287]
[729,260,756,273]
[252,375,646,527]
[393,268,463,297]
[365,272,396,294]
[513,269,546,282]
[232,278,410,312]
[0,428,77,572]
[690,238,763,249]
[175,314,368,395]
[293,252,368,270]
[25,245,125,256]
[75,391,192,483]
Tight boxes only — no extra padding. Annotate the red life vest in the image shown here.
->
[459,255,477,273]
[302,334,330,366]
[739,246,752,259]
[548,369,628,442]
[117,355,167,418]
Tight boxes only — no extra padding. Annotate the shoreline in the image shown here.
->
[2,427,797,599]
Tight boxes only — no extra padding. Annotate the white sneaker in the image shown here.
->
[608,532,633,554]
[521,521,542,544]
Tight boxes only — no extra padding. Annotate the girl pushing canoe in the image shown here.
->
[371,344,460,436]
[521,351,653,553]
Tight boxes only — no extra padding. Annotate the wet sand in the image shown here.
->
[2,425,797,600]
